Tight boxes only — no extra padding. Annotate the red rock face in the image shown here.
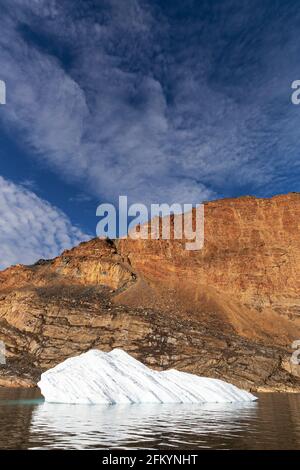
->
[0,193,300,391]
[117,193,300,342]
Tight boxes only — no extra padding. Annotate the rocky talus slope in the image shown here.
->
[1,193,300,391]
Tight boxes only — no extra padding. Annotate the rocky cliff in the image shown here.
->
[1,193,300,391]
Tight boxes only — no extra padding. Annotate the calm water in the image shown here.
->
[0,389,300,449]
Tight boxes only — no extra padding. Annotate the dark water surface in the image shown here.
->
[0,389,300,449]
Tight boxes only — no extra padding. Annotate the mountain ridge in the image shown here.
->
[1,193,300,391]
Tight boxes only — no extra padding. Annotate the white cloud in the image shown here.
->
[0,176,89,270]
[0,0,214,206]
[0,0,299,208]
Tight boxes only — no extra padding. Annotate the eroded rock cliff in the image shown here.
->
[1,193,300,391]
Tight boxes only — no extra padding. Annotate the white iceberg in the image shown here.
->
[38,349,257,404]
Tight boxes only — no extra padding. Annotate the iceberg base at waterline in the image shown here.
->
[38,349,257,404]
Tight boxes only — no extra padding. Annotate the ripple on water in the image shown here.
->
[0,390,300,449]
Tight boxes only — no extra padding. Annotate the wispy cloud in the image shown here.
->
[69,193,93,203]
[1,0,300,209]
[0,176,89,269]
[19,179,38,191]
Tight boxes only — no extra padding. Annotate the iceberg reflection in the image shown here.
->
[29,401,258,449]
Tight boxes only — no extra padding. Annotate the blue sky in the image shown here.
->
[1,0,300,268]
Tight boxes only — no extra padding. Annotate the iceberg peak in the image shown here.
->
[38,349,257,405]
